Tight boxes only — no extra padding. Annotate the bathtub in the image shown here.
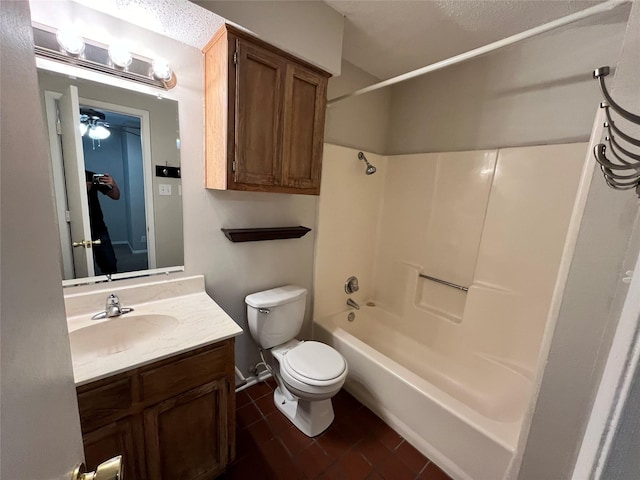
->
[314,305,532,480]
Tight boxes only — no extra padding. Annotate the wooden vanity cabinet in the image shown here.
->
[203,24,330,195]
[76,339,235,480]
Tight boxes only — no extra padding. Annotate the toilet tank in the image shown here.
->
[245,285,307,349]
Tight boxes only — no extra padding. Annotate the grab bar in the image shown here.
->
[418,273,469,292]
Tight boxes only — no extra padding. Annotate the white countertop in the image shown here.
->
[64,275,243,386]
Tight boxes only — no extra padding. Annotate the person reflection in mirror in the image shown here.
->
[85,171,120,274]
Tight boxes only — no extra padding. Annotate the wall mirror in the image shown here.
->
[38,68,184,285]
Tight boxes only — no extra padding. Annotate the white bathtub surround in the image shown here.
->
[314,143,587,479]
[375,149,497,322]
[315,309,518,480]
[313,144,388,320]
[64,274,243,385]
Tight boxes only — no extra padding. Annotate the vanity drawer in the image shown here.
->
[140,341,231,403]
[77,375,135,432]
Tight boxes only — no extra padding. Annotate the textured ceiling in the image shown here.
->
[69,0,629,81]
[323,0,628,79]
[72,0,225,49]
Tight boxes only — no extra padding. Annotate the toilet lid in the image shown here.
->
[284,341,346,382]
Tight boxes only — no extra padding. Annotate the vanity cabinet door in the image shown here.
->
[83,417,144,480]
[143,379,229,480]
[77,339,235,479]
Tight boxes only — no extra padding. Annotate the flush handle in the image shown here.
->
[71,455,122,480]
[259,308,270,315]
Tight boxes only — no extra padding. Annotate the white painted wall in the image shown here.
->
[514,3,640,478]
[1,2,85,478]
[386,16,628,154]
[193,0,344,75]
[588,5,640,478]
[325,60,391,154]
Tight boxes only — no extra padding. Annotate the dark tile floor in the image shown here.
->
[221,378,452,480]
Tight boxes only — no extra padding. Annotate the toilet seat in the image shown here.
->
[283,341,346,387]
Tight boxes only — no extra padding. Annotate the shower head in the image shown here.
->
[358,151,377,175]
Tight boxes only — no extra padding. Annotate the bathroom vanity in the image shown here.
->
[65,275,242,480]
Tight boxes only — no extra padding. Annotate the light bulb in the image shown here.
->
[89,125,111,140]
[108,42,132,68]
[79,123,88,136]
[151,58,172,81]
[56,28,85,56]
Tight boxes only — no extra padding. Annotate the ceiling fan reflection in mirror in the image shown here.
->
[79,107,111,147]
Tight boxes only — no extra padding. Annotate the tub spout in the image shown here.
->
[347,298,360,310]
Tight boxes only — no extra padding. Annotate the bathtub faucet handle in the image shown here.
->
[345,276,360,294]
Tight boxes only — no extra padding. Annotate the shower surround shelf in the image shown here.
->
[221,226,311,243]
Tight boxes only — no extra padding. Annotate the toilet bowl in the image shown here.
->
[274,340,347,400]
[269,339,347,436]
[245,286,348,436]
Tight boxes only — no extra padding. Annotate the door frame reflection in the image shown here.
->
[43,91,157,280]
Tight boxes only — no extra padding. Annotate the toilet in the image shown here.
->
[245,285,348,437]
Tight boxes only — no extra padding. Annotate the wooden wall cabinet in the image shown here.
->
[77,339,235,480]
[204,24,330,195]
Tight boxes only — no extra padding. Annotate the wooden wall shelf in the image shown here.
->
[221,226,311,243]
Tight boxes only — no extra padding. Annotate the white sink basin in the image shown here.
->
[70,314,179,362]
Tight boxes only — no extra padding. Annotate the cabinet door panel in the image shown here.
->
[77,375,134,432]
[144,380,228,480]
[140,342,229,404]
[83,417,144,480]
[282,64,327,192]
[235,39,285,187]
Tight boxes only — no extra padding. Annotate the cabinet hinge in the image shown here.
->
[233,51,238,66]
[232,160,236,172]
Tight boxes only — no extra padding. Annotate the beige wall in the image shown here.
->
[194,0,344,75]
[516,2,640,479]
[386,17,628,154]
[324,60,392,154]
[1,3,85,478]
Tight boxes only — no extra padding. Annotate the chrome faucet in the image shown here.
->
[91,294,134,320]
[106,294,123,317]
[346,298,360,310]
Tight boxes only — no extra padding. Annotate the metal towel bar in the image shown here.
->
[418,274,469,292]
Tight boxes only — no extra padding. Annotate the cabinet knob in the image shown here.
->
[71,455,122,480]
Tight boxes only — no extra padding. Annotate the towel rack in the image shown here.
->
[418,273,469,292]
[592,66,640,196]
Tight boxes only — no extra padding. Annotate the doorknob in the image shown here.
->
[71,456,122,480]
[72,239,102,248]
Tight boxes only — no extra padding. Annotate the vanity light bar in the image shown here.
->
[32,26,176,90]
